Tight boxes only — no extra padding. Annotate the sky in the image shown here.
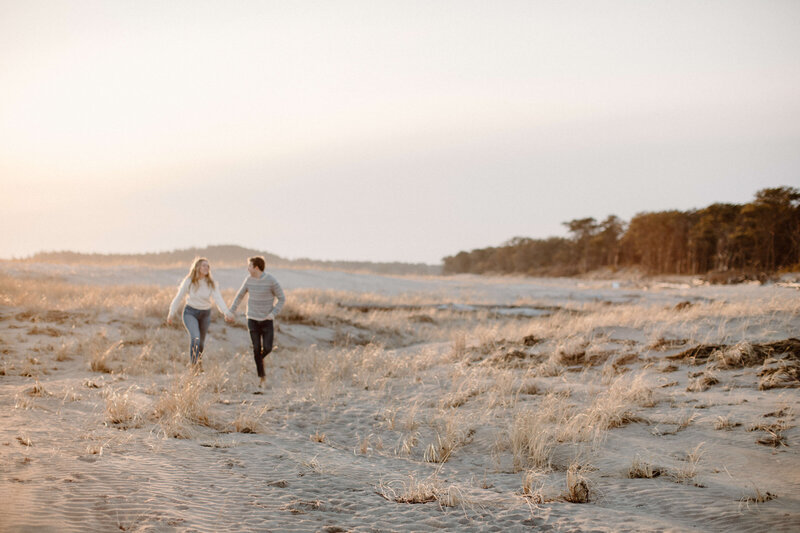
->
[1,1,799,264]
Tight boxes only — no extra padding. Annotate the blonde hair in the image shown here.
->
[187,257,216,289]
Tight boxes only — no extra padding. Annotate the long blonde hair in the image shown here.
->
[187,257,216,289]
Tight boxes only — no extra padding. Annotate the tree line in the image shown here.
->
[443,187,800,277]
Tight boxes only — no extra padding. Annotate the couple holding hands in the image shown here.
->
[167,256,284,387]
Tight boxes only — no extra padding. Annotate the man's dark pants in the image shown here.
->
[247,318,274,378]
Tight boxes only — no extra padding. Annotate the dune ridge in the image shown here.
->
[1,264,798,532]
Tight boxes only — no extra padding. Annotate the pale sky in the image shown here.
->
[2,1,799,264]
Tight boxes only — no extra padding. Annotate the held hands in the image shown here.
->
[266,313,275,321]
[225,313,235,323]
[166,316,173,326]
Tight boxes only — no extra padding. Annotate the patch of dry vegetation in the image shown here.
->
[0,271,169,319]
[628,456,666,479]
[2,265,798,530]
[151,374,221,438]
[232,402,268,434]
[378,474,465,508]
[564,463,591,503]
[739,486,778,509]
[668,338,800,392]
[713,416,741,430]
[423,410,476,463]
[105,387,143,428]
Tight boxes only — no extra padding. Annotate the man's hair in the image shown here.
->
[249,256,266,271]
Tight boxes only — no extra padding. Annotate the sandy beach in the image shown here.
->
[1,263,798,532]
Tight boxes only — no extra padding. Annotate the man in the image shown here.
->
[229,256,286,387]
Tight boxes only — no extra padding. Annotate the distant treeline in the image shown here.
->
[27,245,283,268]
[443,187,800,277]
[288,258,440,276]
[25,245,440,276]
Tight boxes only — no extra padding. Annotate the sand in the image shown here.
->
[1,263,798,532]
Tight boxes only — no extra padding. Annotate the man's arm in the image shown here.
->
[230,278,249,314]
[271,279,285,317]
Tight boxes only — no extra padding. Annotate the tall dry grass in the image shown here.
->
[4,264,798,526]
[502,371,658,472]
[151,374,220,438]
[0,271,171,319]
[232,401,268,433]
[424,409,476,463]
[105,387,143,428]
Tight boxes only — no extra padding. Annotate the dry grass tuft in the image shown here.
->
[508,395,564,471]
[758,358,800,390]
[88,337,122,374]
[672,443,704,484]
[60,386,82,403]
[521,470,550,503]
[686,371,719,392]
[27,325,62,337]
[740,487,777,508]
[755,429,788,447]
[748,420,791,433]
[651,411,699,435]
[54,341,74,361]
[14,394,35,410]
[232,402,267,434]
[564,463,590,503]
[378,474,464,507]
[83,378,103,389]
[628,456,666,478]
[356,433,375,455]
[657,361,680,373]
[748,419,790,447]
[505,374,654,472]
[451,333,467,361]
[395,432,419,456]
[714,416,741,430]
[441,384,483,409]
[649,337,689,351]
[709,342,761,369]
[19,356,44,378]
[27,381,49,397]
[151,374,220,438]
[86,441,106,456]
[105,387,143,428]
[670,338,800,369]
[424,411,475,464]
[580,373,655,434]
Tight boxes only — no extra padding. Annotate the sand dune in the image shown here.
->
[1,264,798,532]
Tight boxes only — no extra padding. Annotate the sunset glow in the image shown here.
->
[2,1,799,262]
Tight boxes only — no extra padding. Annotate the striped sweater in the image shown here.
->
[230,272,286,320]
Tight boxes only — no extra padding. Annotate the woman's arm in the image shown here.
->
[212,285,233,318]
[167,277,190,320]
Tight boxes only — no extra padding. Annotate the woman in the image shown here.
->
[167,257,234,367]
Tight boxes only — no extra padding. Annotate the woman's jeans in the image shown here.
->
[248,318,274,378]
[183,306,211,365]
